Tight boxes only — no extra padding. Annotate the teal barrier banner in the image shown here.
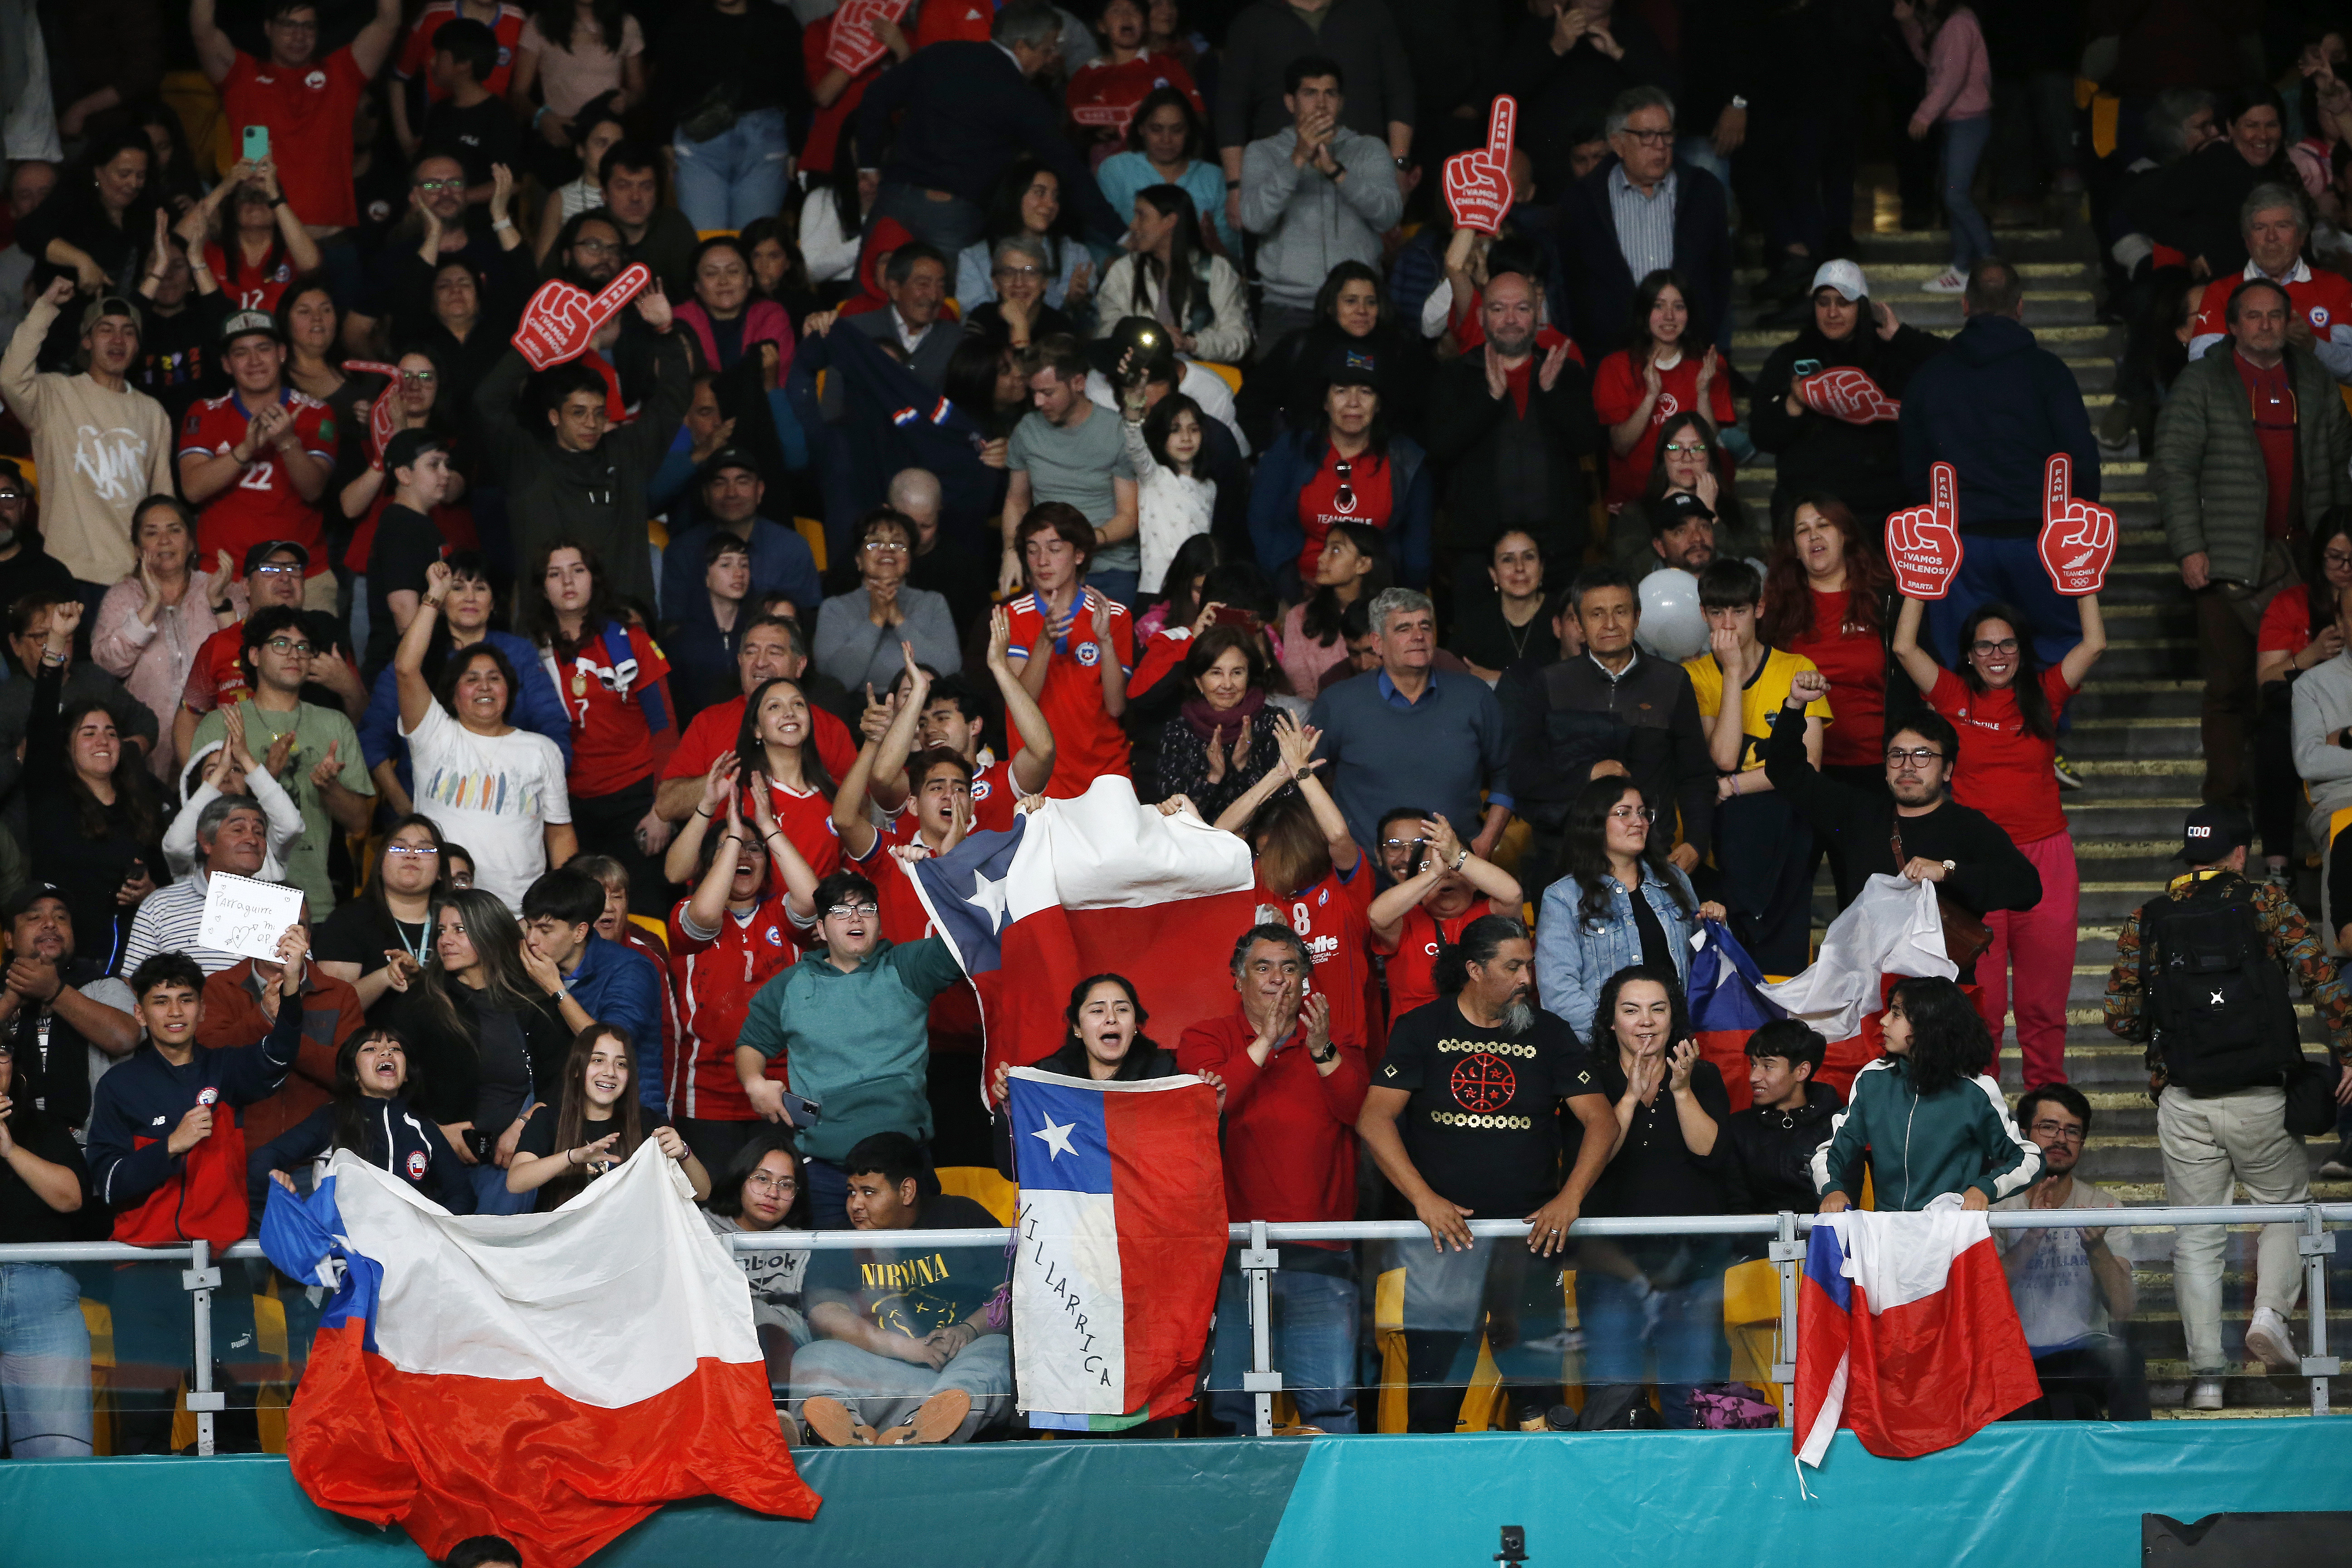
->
[5,1422,2350,1567]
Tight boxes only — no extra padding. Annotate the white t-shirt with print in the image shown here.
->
[400,701,573,914]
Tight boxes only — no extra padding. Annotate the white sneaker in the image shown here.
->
[1921,268,1969,295]
[2245,1306,2299,1372]
[2186,1378,2225,1411]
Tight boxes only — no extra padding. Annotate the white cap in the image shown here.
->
[1810,260,1869,301]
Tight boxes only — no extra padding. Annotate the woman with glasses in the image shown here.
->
[953,157,1093,320]
[1605,412,1763,584]
[1367,809,1522,1025]
[964,234,1076,351]
[1893,584,2106,1085]
[249,1026,477,1215]
[1592,269,1738,510]
[703,1128,814,1406]
[2254,516,2352,881]
[1534,775,1724,1040]
[92,496,225,779]
[812,508,961,696]
[314,813,449,1014]
[1246,358,1433,592]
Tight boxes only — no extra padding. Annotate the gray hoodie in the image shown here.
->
[1239,126,1403,309]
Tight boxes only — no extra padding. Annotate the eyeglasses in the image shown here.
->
[572,238,619,257]
[825,902,880,920]
[385,843,440,858]
[1607,804,1656,823]
[2325,549,2352,570]
[401,369,437,384]
[254,562,302,577]
[992,264,1044,280]
[746,1172,798,1194]
[262,636,313,657]
[1969,638,2021,657]
[861,540,910,554]
[1661,440,1708,455]
[1333,459,1355,513]
[414,178,465,195]
[1618,128,1674,146]
[1885,747,1945,766]
[2028,1121,2087,1143]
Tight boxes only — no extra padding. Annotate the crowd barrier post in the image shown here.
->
[2301,1205,2339,1416]
[182,1238,224,1455]
[1241,1219,1281,1438]
[1770,1210,1802,1426]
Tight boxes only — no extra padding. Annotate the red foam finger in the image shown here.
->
[2043,452,2072,524]
[1487,95,1517,159]
[1929,460,1957,524]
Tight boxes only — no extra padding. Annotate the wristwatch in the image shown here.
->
[1308,1041,1338,1064]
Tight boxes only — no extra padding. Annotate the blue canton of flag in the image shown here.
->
[1007,1073,1114,1193]
[907,818,1026,975]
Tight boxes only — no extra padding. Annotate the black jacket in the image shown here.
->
[2144,138,2292,280]
[1898,314,2098,539]
[1558,156,1735,355]
[1503,647,1715,858]
[1499,13,1674,206]
[1424,348,1600,564]
[1720,1080,1844,1215]
[1747,318,1945,526]
[247,1093,478,1217]
[6,954,118,1132]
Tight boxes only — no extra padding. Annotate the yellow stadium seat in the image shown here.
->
[81,1298,115,1456]
[794,516,829,573]
[1374,1265,1571,1432]
[253,1281,294,1455]
[163,70,230,176]
[649,516,669,550]
[1722,1258,1786,1421]
[697,229,741,242]
[1197,361,1243,394]
[937,1165,1018,1224]
[628,913,668,946]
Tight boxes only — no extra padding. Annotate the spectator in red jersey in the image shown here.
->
[177,310,338,610]
[1176,924,1364,1433]
[1892,587,2107,1084]
[172,539,306,770]
[665,674,843,892]
[1759,495,1897,907]
[654,614,860,827]
[801,6,909,189]
[1004,504,1134,796]
[2254,515,2352,878]
[392,0,530,161]
[189,160,320,317]
[2183,184,2352,380]
[1368,809,1523,1026]
[865,611,1057,833]
[1249,348,1434,592]
[91,496,235,784]
[1067,0,1206,159]
[1591,268,1736,511]
[660,783,816,1176]
[518,539,678,917]
[191,0,402,239]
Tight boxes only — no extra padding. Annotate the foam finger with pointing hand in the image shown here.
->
[1884,462,1963,599]
[2036,453,2116,597]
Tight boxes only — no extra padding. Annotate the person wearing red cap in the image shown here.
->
[178,311,338,609]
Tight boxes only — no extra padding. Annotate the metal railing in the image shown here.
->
[7,1202,2343,1448]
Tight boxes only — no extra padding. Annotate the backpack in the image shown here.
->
[2138,876,2301,1094]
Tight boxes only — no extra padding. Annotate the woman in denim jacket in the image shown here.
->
[1535,775,1723,1039]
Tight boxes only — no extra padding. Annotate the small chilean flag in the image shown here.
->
[1795,1202,2040,1466]
[259,1144,819,1566]
[1007,1068,1227,1430]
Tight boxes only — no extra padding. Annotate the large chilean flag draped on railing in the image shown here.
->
[1795,1202,2040,1466]
[902,776,1262,1086]
[258,1142,818,1566]
[1006,1067,1227,1430]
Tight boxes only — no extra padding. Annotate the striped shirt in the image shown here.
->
[1608,164,1680,286]
[117,869,247,978]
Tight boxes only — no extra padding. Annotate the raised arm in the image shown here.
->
[349,0,405,81]
[661,753,738,886]
[190,0,237,82]
[1890,593,1941,696]
[685,789,754,932]
[862,642,932,818]
[1367,814,1520,946]
[394,561,450,734]
[984,605,1056,794]
[2058,592,2107,691]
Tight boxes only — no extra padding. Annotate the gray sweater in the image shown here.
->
[1238,127,1403,309]
[811,586,962,696]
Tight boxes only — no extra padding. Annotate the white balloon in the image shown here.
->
[1636,568,1709,662]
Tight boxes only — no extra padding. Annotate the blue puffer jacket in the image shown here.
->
[1534,866,1701,1040]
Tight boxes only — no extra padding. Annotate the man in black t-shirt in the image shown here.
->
[0,463,76,621]
[417,21,522,197]
[1358,913,1615,1433]
[363,429,456,681]
[791,1132,1008,1447]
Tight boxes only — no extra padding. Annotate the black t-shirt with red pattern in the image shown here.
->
[1376,997,1594,1218]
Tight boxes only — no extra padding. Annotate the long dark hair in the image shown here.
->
[1760,493,1889,647]
[59,696,163,844]
[1628,266,1706,362]
[1566,774,1693,929]
[2307,509,2352,643]
[734,676,836,796]
[1430,913,1530,996]
[707,1127,810,1226]
[1300,520,1392,645]
[1157,534,1223,628]
[366,813,449,931]
[984,156,1073,276]
[1956,599,2055,742]
[544,1022,646,1206]
[739,215,810,301]
[1886,975,1992,1097]
[412,888,543,1050]
[945,336,1023,436]
[1127,184,1210,328]
[330,1026,419,1161]
[1142,389,1206,473]
[1593,962,1692,1052]
[533,0,631,57]
[516,537,622,655]
[1643,410,1718,503]
[1313,259,1390,329]
[1122,85,1206,160]
[1058,972,1164,1071]
[1247,792,1332,897]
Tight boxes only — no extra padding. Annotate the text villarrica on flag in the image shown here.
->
[1006,1067,1228,1430]
[258,1143,818,1567]
[900,775,1265,1087]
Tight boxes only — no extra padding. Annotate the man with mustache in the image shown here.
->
[1357,913,1615,1432]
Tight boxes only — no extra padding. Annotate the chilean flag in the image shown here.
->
[1006,1067,1227,1430]
[259,1143,818,1566]
[1687,918,1786,1113]
[903,776,1261,1088]
[1795,1202,2040,1465]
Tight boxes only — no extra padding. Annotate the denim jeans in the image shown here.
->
[1940,114,1994,272]
[1205,1251,1359,1433]
[1575,1265,1729,1429]
[0,1263,93,1457]
[1920,530,2086,683]
[1086,567,1140,611]
[672,108,794,233]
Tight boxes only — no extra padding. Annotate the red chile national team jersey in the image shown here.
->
[1004,592,1133,798]
[666,895,797,1120]
[1375,897,1495,1025]
[1270,858,1375,1053]
[180,390,338,572]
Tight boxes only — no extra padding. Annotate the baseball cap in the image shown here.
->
[1,881,67,925]
[81,294,142,337]
[0,457,27,498]
[1810,260,1870,303]
[2178,804,2254,863]
[382,427,445,482]
[1323,343,1382,389]
[696,446,761,487]
[241,539,310,575]
[220,309,281,348]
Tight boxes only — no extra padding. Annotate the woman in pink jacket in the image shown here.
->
[1901,0,1993,296]
[673,235,795,378]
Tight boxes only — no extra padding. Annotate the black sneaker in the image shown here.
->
[2053,754,2084,790]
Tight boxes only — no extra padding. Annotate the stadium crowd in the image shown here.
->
[0,0,2350,1480]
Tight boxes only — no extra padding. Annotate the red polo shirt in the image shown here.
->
[1175,1006,1369,1238]
[2233,348,2298,539]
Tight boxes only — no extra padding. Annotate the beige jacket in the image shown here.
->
[0,296,176,587]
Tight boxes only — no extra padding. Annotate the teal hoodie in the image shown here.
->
[736,936,965,1162]
[1809,1054,2041,1212]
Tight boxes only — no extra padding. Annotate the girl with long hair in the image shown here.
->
[1607,410,1764,576]
[1123,387,1215,598]
[16,127,157,295]
[1816,976,2040,1212]
[1577,962,1732,1429]
[954,157,1092,315]
[1247,368,1433,589]
[1592,269,1737,508]
[739,215,818,326]
[1761,495,1896,788]
[1096,86,1234,253]
[507,1023,707,1209]
[511,0,646,180]
[1278,520,1390,696]
[249,1027,477,1214]
[313,813,447,1014]
[703,1128,814,1403]
[1533,775,1724,1040]
[1450,528,1558,683]
[987,972,1198,1175]
[190,158,320,317]
[518,539,677,914]
[1137,532,1223,640]
[715,674,840,882]
[1893,586,2105,1084]
[2254,511,2352,876]
[1095,184,1249,362]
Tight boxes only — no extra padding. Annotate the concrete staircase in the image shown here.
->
[1726,220,2350,1415]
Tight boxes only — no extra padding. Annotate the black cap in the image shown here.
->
[1086,315,1177,382]
[1,881,67,924]
[382,427,444,482]
[2179,804,2254,864]
[696,446,761,488]
[242,539,310,575]
[1323,342,1381,389]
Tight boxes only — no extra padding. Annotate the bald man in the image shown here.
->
[896,466,990,634]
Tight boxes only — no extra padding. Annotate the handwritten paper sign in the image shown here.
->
[197,872,305,963]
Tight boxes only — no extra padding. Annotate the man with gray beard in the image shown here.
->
[1358,914,1613,1431]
